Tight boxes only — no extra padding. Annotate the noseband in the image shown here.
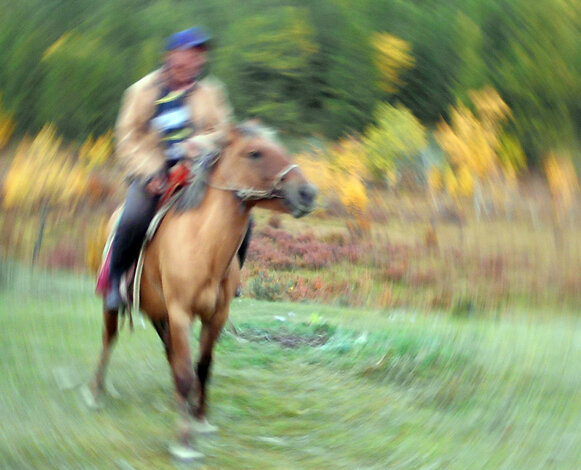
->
[207,163,299,202]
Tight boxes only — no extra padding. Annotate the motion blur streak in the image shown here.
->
[0,0,580,468]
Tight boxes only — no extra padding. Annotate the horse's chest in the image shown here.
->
[192,282,226,318]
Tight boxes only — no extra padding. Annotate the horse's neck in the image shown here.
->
[187,187,250,275]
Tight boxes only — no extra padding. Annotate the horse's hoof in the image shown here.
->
[105,382,121,399]
[80,384,102,410]
[191,417,219,435]
[168,442,204,461]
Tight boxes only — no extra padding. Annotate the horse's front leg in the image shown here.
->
[191,306,229,434]
[167,310,202,461]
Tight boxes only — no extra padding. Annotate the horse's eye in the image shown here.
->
[248,150,262,159]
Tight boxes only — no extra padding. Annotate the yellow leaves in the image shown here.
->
[443,166,459,200]
[2,125,88,210]
[86,216,109,274]
[298,102,427,216]
[0,114,15,151]
[337,174,368,214]
[437,103,491,180]
[0,93,15,151]
[435,87,519,201]
[42,32,73,61]
[295,151,335,198]
[469,87,510,131]
[328,137,370,181]
[372,33,415,93]
[79,130,113,170]
[295,138,369,216]
[544,152,579,212]
[427,167,443,192]
[329,139,369,215]
[457,166,475,197]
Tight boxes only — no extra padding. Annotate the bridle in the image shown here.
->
[206,163,299,202]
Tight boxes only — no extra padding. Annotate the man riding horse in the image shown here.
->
[105,27,250,310]
[91,27,318,459]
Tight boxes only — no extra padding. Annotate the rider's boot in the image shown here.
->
[105,276,123,311]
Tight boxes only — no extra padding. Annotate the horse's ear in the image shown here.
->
[245,118,262,126]
[227,124,241,144]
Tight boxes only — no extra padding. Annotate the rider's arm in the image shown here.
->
[184,77,233,157]
[115,74,166,181]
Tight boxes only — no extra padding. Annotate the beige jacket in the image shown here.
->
[115,69,233,179]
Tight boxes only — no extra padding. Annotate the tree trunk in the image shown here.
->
[32,201,49,265]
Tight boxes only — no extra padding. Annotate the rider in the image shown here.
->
[105,27,249,310]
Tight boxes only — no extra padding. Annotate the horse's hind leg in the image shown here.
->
[87,309,119,406]
[152,318,171,359]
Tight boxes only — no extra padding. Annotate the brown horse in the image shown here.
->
[88,123,317,460]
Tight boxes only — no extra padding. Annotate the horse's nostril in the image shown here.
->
[299,184,318,205]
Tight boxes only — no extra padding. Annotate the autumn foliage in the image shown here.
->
[544,153,579,223]
[0,94,15,152]
[2,125,87,211]
[434,87,526,216]
[372,32,415,93]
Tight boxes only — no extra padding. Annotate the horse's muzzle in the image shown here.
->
[282,182,319,218]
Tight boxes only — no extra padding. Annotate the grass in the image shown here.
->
[0,268,580,469]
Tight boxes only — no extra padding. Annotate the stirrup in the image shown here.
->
[105,281,123,311]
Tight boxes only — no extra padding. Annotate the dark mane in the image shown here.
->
[174,150,220,213]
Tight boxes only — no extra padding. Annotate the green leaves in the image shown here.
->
[0,0,578,169]
[364,103,427,184]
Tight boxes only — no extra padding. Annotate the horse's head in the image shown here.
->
[212,123,318,217]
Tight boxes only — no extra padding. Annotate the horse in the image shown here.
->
[88,123,317,460]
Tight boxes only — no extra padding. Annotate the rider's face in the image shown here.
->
[166,46,207,87]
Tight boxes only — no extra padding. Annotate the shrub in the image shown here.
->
[45,242,81,270]
[267,214,282,229]
[247,272,292,301]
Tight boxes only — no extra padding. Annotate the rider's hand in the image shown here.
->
[145,175,166,196]
[182,139,202,158]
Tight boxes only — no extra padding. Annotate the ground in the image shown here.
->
[0,268,580,469]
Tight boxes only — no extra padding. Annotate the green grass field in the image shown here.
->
[1,268,580,469]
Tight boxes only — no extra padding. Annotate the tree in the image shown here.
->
[37,32,128,139]
[216,7,318,132]
[363,103,427,185]
[480,0,581,165]
[435,87,524,218]
[2,125,88,262]
[305,1,379,138]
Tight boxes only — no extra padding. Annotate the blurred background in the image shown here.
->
[0,0,580,469]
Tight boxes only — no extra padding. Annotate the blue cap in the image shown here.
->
[165,27,210,51]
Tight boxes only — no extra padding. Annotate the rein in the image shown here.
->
[205,164,298,201]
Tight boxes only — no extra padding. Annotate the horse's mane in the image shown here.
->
[238,122,279,142]
[174,123,279,213]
